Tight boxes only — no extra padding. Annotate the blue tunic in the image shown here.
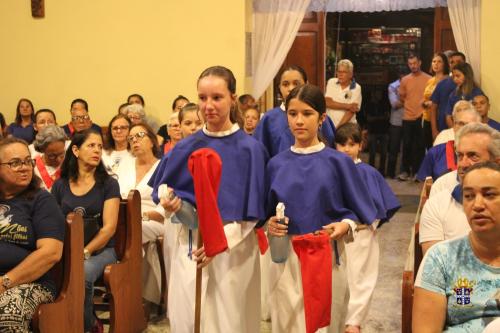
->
[417,142,455,181]
[445,87,483,116]
[254,106,336,157]
[431,77,456,131]
[264,147,377,235]
[355,162,400,225]
[149,128,269,222]
[487,118,500,131]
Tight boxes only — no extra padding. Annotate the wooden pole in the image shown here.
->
[194,230,203,333]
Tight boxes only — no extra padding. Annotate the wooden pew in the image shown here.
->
[98,190,147,333]
[32,213,85,333]
[401,177,433,333]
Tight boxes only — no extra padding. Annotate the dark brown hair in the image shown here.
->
[15,98,35,124]
[129,123,160,158]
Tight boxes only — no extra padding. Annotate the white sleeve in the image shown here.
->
[419,196,445,243]
[352,83,362,106]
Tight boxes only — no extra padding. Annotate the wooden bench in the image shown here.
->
[96,190,147,333]
[401,177,433,333]
[32,213,85,333]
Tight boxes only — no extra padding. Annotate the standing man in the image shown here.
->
[62,99,101,138]
[429,52,466,137]
[398,54,431,181]
[325,59,362,128]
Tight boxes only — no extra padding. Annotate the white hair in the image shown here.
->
[34,125,67,152]
[125,104,145,119]
[452,100,480,123]
[456,122,500,160]
[337,59,354,73]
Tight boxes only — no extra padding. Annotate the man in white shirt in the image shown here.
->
[325,59,362,128]
[420,123,500,255]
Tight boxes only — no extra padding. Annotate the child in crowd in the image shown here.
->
[254,65,336,157]
[266,84,378,333]
[178,103,204,138]
[243,106,260,135]
[335,123,400,333]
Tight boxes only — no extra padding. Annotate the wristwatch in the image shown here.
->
[1,275,12,289]
[84,248,91,260]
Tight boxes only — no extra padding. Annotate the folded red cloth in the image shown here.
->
[292,232,333,333]
[255,228,269,255]
[188,148,228,257]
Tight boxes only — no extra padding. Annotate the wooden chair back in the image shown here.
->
[102,190,147,333]
[32,213,85,333]
[401,177,433,333]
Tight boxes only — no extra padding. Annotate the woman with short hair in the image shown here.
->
[33,125,67,191]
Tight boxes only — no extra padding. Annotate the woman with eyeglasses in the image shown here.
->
[0,137,65,332]
[157,95,189,145]
[115,123,165,308]
[32,125,67,191]
[102,114,133,174]
[51,129,120,333]
[162,112,182,155]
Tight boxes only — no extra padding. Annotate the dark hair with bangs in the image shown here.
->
[334,123,362,145]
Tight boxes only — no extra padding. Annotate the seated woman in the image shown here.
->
[102,114,133,173]
[115,123,165,305]
[6,98,36,144]
[0,137,65,332]
[51,129,120,333]
[33,125,67,191]
[413,161,500,332]
[29,109,64,157]
[157,95,189,145]
[162,112,181,155]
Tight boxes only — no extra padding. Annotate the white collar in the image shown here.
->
[280,103,285,112]
[354,158,362,164]
[291,142,325,154]
[202,123,239,137]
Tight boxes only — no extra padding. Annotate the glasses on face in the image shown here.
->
[0,158,35,171]
[168,124,180,129]
[71,115,90,122]
[126,131,147,143]
[112,125,130,132]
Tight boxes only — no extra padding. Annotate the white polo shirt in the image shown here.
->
[419,187,470,244]
[430,170,459,197]
[325,78,362,128]
[433,128,455,146]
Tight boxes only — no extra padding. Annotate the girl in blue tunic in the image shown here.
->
[149,66,268,333]
[266,84,377,333]
[254,65,336,157]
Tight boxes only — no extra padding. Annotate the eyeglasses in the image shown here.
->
[168,124,180,129]
[126,132,147,143]
[0,158,35,171]
[111,125,130,132]
[71,115,90,122]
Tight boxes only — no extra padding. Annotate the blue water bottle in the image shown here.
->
[158,184,198,229]
[269,202,289,263]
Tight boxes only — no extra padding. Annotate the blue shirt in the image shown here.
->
[431,77,456,131]
[388,79,404,126]
[6,122,35,143]
[417,142,456,181]
[445,87,484,116]
[416,236,500,332]
[487,118,500,131]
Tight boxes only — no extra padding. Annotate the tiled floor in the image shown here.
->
[107,177,421,333]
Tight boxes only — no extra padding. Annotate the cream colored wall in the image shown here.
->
[481,0,500,119]
[0,0,248,127]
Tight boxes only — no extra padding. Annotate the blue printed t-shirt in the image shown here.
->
[415,236,500,332]
[6,122,36,144]
[445,87,484,117]
[431,77,456,131]
[51,177,120,248]
[0,190,65,296]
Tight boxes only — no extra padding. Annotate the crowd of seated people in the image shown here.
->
[0,56,498,333]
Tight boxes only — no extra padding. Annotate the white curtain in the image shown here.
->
[252,0,311,99]
[308,0,447,12]
[447,0,481,84]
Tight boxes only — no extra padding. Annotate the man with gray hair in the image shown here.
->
[419,123,500,255]
[325,59,362,128]
[416,102,481,181]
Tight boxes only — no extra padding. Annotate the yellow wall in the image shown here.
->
[481,0,499,119]
[0,0,248,127]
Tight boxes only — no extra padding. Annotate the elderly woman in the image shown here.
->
[413,161,500,332]
[114,123,165,306]
[325,59,362,128]
[0,137,65,332]
[51,129,120,333]
[162,112,182,154]
[102,114,133,173]
[33,125,67,191]
[157,95,189,144]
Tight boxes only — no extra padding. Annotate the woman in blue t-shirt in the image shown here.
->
[0,137,65,332]
[5,98,36,144]
[52,129,121,333]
